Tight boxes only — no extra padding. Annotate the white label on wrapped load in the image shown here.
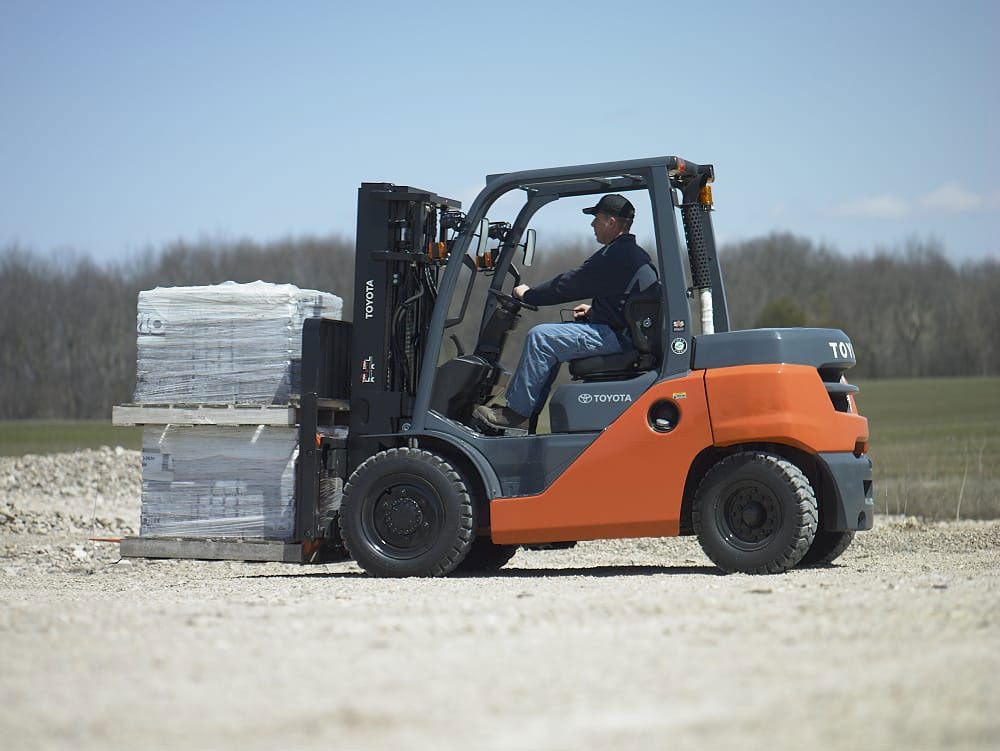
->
[137,310,167,335]
[142,449,174,482]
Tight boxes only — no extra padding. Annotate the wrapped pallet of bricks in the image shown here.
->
[140,425,299,539]
[135,280,343,404]
[132,280,347,541]
[139,425,346,541]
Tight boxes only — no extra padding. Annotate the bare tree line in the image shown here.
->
[1,233,997,419]
[719,233,1000,378]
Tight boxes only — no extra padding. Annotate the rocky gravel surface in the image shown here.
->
[1,448,998,751]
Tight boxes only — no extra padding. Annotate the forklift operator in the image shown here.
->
[474,194,656,431]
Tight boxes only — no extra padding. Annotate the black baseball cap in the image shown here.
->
[582,194,635,219]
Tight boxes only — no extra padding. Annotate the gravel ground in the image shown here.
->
[1,448,998,751]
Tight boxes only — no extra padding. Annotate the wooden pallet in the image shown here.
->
[112,399,348,426]
[120,536,306,563]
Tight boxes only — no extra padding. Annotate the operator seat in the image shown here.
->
[568,277,663,382]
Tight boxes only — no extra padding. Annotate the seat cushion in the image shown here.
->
[569,349,639,378]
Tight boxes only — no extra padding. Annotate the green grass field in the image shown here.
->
[855,377,1000,520]
[2,376,997,519]
[0,420,141,457]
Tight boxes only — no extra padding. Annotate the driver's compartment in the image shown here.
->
[429,219,665,436]
[422,157,719,438]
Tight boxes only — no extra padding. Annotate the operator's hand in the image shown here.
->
[513,284,531,300]
[572,303,591,321]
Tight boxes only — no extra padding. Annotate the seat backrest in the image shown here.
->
[623,281,662,357]
[567,264,662,382]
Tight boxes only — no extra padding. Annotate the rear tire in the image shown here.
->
[693,452,818,574]
[453,537,518,573]
[339,448,474,577]
[799,529,855,566]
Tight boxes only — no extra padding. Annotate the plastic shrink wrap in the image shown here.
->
[135,281,343,404]
[140,425,347,540]
[140,425,299,539]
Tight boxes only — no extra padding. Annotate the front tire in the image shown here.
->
[339,448,474,577]
[693,452,818,574]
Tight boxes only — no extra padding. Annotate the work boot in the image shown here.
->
[473,404,528,431]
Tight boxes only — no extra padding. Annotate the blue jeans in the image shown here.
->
[504,322,624,417]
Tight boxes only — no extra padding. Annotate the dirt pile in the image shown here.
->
[0,447,141,536]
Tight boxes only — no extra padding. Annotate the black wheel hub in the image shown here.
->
[383,495,423,536]
[364,476,442,559]
[717,481,782,551]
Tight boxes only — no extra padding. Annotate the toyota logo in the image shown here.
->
[578,393,593,404]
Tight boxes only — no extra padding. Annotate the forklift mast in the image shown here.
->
[349,184,461,441]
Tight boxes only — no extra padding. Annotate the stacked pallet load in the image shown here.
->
[124,281,344,543]
[139,424,299,539]
[135,280,342,404]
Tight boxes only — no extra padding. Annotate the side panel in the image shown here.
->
[549,371,657,433]
[705,363,869,453]
[423,412,597,498]
[490,373,712,544]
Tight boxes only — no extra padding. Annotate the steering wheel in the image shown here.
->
[488,287,538,311]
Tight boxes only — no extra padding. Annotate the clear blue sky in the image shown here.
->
[2,0,997,263]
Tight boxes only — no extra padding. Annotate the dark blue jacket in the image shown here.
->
[521,233,655,334]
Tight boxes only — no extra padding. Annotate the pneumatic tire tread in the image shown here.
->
[692,451,818,575]
[338,448,474,577]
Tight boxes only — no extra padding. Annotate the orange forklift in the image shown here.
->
[295,156,874,576]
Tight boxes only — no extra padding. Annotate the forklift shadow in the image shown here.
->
[241,563,721,580]
[465,564,723,578]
